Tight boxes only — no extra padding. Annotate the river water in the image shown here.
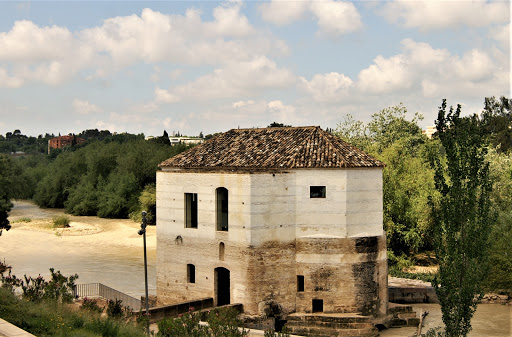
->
[1,201,156,298]
[380,303,511,336]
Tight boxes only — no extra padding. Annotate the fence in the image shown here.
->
[73,283,142,311]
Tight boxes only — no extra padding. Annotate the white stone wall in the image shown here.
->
[156,167,385,315]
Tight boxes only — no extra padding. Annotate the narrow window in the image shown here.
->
[312,299,323,313]
[219,242,225,261]
[216,187,228,231]
[187,264,195,283]
[297,275,304,292]
[185,193,198,228]
[310,186,326,198]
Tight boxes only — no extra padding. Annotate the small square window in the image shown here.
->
[310,186,326,198]
[297,275,304,292]
[312,299,323,313]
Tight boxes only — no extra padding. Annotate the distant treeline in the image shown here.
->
[6,131,192,224]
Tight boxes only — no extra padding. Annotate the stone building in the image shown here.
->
[156,126,388,329]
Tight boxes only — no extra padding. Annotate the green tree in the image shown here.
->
[429,100,494,337]
[336,104,435,256]
[0,154,24,234]
[480,96,511,153]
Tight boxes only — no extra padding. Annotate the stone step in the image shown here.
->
[397,312,417,319]
[286,321,373,330]
[288,326,378,337]
[287,314,372,324]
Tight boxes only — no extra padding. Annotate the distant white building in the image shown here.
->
[169,137,204,145]
[156,126,388,335]
[422,126,436,139]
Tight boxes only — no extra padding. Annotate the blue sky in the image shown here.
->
[0,1,510,137]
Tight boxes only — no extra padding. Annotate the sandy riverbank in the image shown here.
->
[8,200,155,248]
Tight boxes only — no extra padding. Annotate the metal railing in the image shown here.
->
[73,283,142,311]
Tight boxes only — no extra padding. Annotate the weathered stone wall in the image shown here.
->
[156,167,387,318]
[295,235,387,316]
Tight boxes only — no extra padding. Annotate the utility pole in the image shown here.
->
[138,211,150,335]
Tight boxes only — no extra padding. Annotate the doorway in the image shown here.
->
[215,267,230,306]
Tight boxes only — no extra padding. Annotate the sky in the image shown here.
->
[0,0,510,138]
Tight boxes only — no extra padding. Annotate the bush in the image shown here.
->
[80,297,103,313]
[53,215,70,228]
[158,307,247,337]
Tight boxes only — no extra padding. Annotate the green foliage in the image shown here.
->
[11,217,32,223]
[80,297,103,313]
[130,183,156,224]
[106,299,125,318]
[264,327,291,337]
[336,104,435,255]
[53,215,71,228]
[1,268,78,303]
[0,287,146,337]
[480,96,512,153]
[32,138,191,219]
[429,100,494,337]
[157,307,247,337]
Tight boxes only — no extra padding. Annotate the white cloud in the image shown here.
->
[72,99,102,115]
[267,100,296,122]
[129,101,159,113]
[299,72,353,102]
[357,54,412,94]
[233,100,255,108]
[259,1,309,25]
[309,1,362,35]
[259,0,362,36]
[156,57,295,102]
[379,0,510,30]
[155,87,180,104]
[0,3,288,87]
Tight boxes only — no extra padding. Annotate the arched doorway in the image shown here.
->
[214,267,230,306]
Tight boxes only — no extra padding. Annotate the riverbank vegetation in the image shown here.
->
[335,96,512,297]
[0,268,146,337]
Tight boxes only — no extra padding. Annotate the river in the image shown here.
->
[1,200,156,298]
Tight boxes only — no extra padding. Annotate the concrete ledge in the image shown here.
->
[0,319,36,337]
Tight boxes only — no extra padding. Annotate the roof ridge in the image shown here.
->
[231,125,320,132]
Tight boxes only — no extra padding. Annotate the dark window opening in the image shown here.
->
[312,299,323,313]
[219,242,225,261]
[216,187,228,231]
[297,275,304,292]
[310,186,326,198]
[187,264,195,283]
[185,193,198,228]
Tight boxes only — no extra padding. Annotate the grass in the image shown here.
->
[11,217,32,223]
[53,215,71,228]
[0,288,146,337]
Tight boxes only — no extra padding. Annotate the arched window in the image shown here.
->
[216,187,228,231]
[219,242,225,261]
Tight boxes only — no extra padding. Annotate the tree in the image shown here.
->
[429,99,494,337]
[480,96,512,153]
[0,155,18,235]
[268,122,291,127]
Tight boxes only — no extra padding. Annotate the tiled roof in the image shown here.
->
[159,126,384,170]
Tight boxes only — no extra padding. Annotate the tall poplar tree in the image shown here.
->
[429,100,494,337]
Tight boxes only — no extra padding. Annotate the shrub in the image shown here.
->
[80,297,103,313]
[106,299,124,318]
[11,217,31,223]
[53,215,70,228]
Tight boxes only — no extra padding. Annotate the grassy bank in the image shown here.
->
[0,287,146,337]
